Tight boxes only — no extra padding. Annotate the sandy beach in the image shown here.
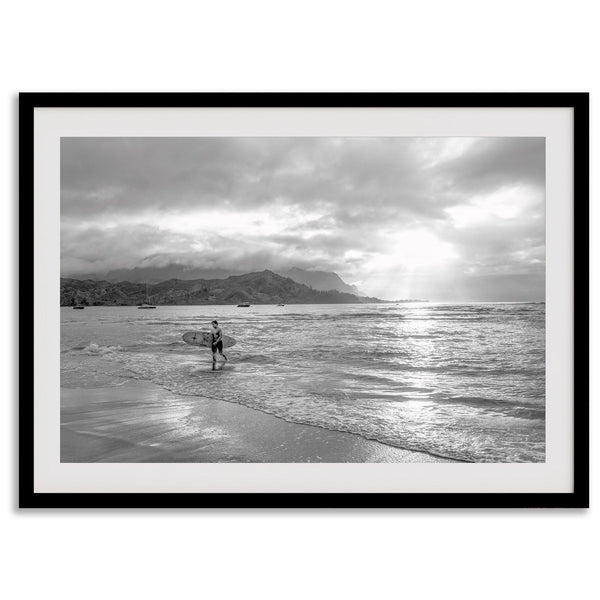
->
[61,380,455,463]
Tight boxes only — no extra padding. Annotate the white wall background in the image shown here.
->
[1,1,596,599]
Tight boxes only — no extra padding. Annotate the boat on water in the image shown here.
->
[138,283,157,309]
[72,304,85,310]
[237,303,251,307]
[277,303,285,306]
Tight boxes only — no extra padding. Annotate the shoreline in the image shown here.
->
[61,379,457,463]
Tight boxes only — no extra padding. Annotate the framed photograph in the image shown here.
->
[20,92,588,508]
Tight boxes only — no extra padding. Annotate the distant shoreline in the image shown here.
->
[59,300,547,307]
[60,300,427,307]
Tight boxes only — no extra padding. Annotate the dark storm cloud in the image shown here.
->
[61,137,274,218]
[434,137,545,195]
[61,137,444,222]
[61,137,545,300]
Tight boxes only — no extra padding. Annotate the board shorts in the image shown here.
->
[212,340,223,353]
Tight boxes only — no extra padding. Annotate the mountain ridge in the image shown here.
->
[277,267,363,296]
[64,264,364,295]
[60,269,386,306]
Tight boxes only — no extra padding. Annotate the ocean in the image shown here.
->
[61,302,545,462]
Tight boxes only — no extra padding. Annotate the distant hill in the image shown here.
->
[279,267,364,296]
[68,264,365,296]
[60,270,385,306]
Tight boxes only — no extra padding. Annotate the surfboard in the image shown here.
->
[182,331,237,348]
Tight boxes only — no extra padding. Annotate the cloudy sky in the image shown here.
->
[61,137,545,301]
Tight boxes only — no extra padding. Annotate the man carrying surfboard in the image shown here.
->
[210,320,228,363]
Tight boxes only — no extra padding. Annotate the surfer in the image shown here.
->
[210,320,228,362]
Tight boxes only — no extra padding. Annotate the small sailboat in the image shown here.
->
[138,283,157,309]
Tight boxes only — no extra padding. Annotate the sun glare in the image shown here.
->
[367,230,456,272]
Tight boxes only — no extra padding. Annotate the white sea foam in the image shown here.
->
[81,342,122,356]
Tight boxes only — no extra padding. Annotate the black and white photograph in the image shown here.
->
[6,2,596,597]
[60,135,546,464]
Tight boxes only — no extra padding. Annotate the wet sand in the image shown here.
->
[61,380,456,463]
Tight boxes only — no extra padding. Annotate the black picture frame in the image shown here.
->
[19,92,589,509]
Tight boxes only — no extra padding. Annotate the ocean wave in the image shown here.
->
[80,342,123,356]
[444,395,544,414]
